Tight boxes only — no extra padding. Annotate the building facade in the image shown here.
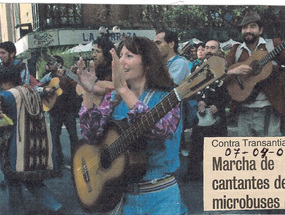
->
[0,3,155,76]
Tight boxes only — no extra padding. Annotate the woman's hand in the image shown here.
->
[110,48,128,93]
[77,57,97,95]
[110,48,138,109]
[77,57,106,96]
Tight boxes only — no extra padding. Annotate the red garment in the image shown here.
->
[29,75,39,88]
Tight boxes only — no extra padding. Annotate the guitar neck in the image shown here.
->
[102,56,226,164]
[259,41,285,68]
[48,57,84,87]
[108,90,179,161]
[64,69,83,87]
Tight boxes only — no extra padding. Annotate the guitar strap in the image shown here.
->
[235,45,243,62]
[143,89,155,105]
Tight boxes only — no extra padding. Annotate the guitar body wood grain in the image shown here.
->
[72,120,146,213]
[227,50,273,102]
[42,77,63,112]
[73,128,126,213]
[72,56,226,213]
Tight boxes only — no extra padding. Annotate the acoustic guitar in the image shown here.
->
[72,56,227,213]
[42,77,63,112]
[227,41,285,102]
[43,54,114,108]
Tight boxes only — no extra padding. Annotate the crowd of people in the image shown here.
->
[0,10,284,215]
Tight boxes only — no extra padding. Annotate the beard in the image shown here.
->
[205,52,213,60]
[243,32,259,44]
[205,52,221,59]
[2,56,13,67]
[2,62,10,67]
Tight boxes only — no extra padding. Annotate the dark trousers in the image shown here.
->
[49,112,78,171]
[6,178,61,215]
[187,122,227,180]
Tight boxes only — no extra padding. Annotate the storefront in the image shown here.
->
[14,28,156,78]
[15,28,156,58]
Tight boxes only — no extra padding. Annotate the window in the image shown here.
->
[37,4,82,29]
[32,4,40,30]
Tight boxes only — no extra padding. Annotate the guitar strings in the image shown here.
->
[74,59,217,172]
[259,42,285,68]
[74,91,179,172]
[74,60,224,172]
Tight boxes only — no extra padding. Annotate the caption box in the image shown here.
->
[204,137,285,211]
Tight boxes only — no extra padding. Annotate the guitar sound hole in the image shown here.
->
[100,149,112,169]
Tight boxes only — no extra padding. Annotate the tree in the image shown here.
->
[141,5,285,42]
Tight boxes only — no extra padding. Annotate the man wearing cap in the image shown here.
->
[226,11,285,136]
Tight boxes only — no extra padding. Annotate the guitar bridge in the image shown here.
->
[81,157,92,193]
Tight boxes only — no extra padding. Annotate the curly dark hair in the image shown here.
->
[0,41,16,57]
[92,37,115,80]
[0,63,23,86]
[122,36,176,91]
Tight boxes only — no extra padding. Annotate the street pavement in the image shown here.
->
[1,117,285,214]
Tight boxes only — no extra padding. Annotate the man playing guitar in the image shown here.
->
[226,11,285,136]
[34,55,79,174]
